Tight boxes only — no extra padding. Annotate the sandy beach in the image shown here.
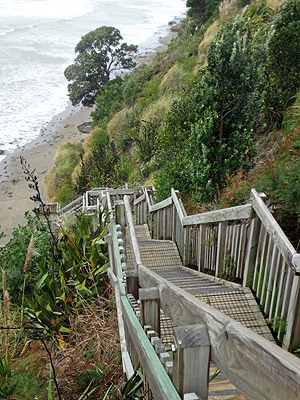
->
[0,105,93,245]
[0,22,181,246]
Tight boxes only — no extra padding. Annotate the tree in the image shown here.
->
[155,19,265,203]
[188,21,265,202]
[264,0,300,123]
[64,26,138,106]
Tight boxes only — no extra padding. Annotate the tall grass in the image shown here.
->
[45,142,83,200]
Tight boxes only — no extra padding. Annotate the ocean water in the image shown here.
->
[0,0,186,162]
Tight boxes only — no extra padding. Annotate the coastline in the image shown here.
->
[0,105,93,244]
[0,19,183,245]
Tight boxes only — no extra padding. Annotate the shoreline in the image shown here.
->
[0,18,183,245]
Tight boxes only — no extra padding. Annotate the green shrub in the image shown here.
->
[0,213,52,305]
[45,142,83,200]
[92,77,124,124]
[265,0,300,123]
[55,184,77,208]
[123,74,140,106]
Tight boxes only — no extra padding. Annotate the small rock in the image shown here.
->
[77,121,93,134]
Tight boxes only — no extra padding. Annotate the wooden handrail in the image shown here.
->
[133,193,145,206]
[59,195,83,214]
[182,204,252,225]
[138,264,300,400]
[250,188,299,273]
[124,195,142,268]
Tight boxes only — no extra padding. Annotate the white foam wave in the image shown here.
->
[0,0,187,162]
[1,0,96,20]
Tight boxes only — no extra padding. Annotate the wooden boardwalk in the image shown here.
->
[126,224,275,399]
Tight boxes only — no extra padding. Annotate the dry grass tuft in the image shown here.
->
[51,286,123,400]
[197,20,220,68]
[107,108,131,150]
[45,142,83,201]
[141,95,176,124]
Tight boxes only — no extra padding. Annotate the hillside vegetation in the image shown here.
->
[46,0,300,246]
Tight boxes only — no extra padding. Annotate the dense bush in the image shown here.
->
[45,142,83,200]
[0,213,52,304]
[264,0,300,123]
[92,77,124,124]
[155,18,265,202]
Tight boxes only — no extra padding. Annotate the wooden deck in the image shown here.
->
[126,223,275,399]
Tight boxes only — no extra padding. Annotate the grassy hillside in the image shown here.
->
[46,0,299,246]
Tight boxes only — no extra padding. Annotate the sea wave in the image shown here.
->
[0,0,186,163]
[1,0,96,20]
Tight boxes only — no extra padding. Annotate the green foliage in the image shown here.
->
[271,316,287,334]
[135,120,159,163]
[0,356,44,399]
[186,0,221,20]
[92,77,124,124]
[137,76,163,109]
[220,252,237,282]
[265,0,300,122]
[65,26,137,106]
[55,184,77,208]
[123,74,141,106]
[155,18,265,203]
[122,365,143,399]
[241,0,272,37]
[220,127,300,224]
[83,126,119,189]
[75,363,110,396]
[0,213,52,305]
[45,142,83,201]
[294,347,300,359]
[27,211,109,337]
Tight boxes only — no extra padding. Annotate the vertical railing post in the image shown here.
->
[139,287,160,336]
[172,204,176,242]
[115,200,126,236]
[243,212,261,287]
[173,324,210,400]
[283,255,300,350]
[183,227,189,265]
[126,270,139,300]
[243,192,267,287]
[215,221,228,278]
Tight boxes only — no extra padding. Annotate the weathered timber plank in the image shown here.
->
[149,197,173,212]
[134,193,146,206]
[171,188,185,222]
[182,205,252,226]
[138,264,300,400]
[121,295,181,400]
[124,195,142,268]
[108,268,134,379]
[250,188,298,271]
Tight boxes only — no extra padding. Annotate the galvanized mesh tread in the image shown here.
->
[126,223,275,398]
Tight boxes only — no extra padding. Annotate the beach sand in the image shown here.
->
[0,105,93,245]
[0,22,182,246]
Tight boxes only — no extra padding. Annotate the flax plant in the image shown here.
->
[1,269,10,357]
[21,235,39,325]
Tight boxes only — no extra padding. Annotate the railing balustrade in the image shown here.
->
[133,187,300,349]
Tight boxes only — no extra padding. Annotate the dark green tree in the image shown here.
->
[155,19,265,202]
[65,26,138,106]
[186,0,220,19]
[91,77,124,124]
[188,21,265,202]
[265,0,300,123]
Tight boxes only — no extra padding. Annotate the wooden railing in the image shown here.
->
[106,192,300,400]
[134,187,300,350]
